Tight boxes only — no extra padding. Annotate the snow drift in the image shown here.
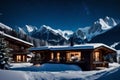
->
[11,63,82,72]
[0,63,119,80]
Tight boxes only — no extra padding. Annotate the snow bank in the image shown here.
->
[0,70,28,80]
[0,63,120,80]
[11,63,82,72]
[10,63,33,68]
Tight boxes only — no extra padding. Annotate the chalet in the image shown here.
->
[29,43,117,71]
[0,31,33,62]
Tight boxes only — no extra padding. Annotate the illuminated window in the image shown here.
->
[16,55,26,62]
[16,55,21,62]
[67,51,81,62]
[94,51,100,61]
[57,52,60,61]
[23,55,25,62]
[50,53,53,61]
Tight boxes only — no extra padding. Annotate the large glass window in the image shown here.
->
[67,51,81,62]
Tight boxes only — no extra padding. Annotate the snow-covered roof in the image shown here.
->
[0,31,33,46]
[0,22,13,30]
[30,43,116,52]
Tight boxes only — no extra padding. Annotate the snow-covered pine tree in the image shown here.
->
[0,34,10,69]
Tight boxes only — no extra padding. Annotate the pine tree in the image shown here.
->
[0,34,10,69]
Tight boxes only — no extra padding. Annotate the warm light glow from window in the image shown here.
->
[16,55,21,62]
[23,55,25,62]
[67,52,81,61]
[57,52,60,61]
[94,51,100,61]
[67,53,70,61]
[51,53,54,60]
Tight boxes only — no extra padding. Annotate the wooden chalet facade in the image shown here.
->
[30,43,117,71]
[0,31,33,62]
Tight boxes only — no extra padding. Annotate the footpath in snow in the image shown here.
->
[0,63,120,80]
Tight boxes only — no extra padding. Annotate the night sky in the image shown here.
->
[0,0,120,31]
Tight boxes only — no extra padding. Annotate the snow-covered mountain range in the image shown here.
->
[17,25,73,45]
[18,25,73,40]
[16,16,118,45]
[0,16,119,48]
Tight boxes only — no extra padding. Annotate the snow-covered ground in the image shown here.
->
[0,63,120,80]
[11,63,82,72]
[10,63,33,68]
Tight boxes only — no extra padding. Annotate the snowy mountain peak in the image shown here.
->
[26,25,37,33]
[26,25,34,32]
[18,27,26,34]
[92,16,117,31]
[98,18,111,30]
[40,25,51,30]
[39,25,73,40]
[105,16,110,20]
[17,25,38,36]
[59,30,73,40]
[40,25,58,33]
[104,16,117,26]
[111,18,117,26]
[87,16,118,41]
